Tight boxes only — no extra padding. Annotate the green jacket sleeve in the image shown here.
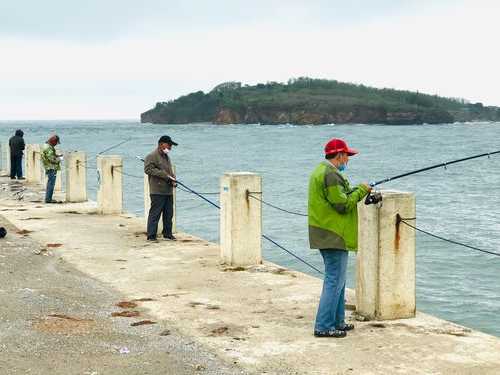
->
[325,184,369,214]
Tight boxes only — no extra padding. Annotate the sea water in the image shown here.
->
[1,120,499,337]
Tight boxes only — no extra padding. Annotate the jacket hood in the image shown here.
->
[15,129,24,137]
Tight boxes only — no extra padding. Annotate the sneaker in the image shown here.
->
[147,236,157,241]
[337,323,355,331]
[163,234,176,241]
[45,200,59,204]
[314,329,347,338]
[17,177,26,180]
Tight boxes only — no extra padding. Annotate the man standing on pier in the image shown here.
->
[41,135,62,203]
[308,138,371,338]
[9,129,25,180]
[144,135,177,242]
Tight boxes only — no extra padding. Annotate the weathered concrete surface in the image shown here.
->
[2,177,500,374]
[220,172,262,266]
[96,155,123,214]
[357,191,416,320]
[65,151,87,203]
[0,181,246,375]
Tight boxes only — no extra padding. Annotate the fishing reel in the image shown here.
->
[364,191,383,205]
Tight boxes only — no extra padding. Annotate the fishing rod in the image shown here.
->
[97,137,133,155]
[365,150,500,205]
[135,156,220,209]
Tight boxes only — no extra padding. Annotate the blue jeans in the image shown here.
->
[314,249,348,332]
[45,169,57,203]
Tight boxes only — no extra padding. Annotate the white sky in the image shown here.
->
[1,0,499,120]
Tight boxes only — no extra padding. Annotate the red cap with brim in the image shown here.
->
[324,138,358,156]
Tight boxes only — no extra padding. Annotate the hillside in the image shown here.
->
[141,78,500,125]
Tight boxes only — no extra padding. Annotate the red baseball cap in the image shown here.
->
[324,138,358,156]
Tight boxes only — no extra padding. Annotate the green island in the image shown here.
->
[141,77,500,125]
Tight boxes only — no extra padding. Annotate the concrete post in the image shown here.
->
[143,165,176,233]
[0,143,3,175]
[33,145,44,184]
[220,172,262,266]
[25,144,36,182]
[97,155,123,214]
[65,152,87,202]
[1,142,11,176]
[356,190,416,320]
[55,169,63,192]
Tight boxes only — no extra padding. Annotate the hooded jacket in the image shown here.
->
[9,130,25,157]
[308,161,369,251]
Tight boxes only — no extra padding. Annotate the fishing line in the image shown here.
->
[136,156,323,275]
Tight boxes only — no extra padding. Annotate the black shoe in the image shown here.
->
[147,236,158,242]
[163,234,176,241]
[17,177,26,180]
[337,323,355,331]
[45,200,58,204]
[314,329,347,338]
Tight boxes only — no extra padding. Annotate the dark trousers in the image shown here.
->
[45,169,57,203]
[10,155,23,179]
[147,194,174,238]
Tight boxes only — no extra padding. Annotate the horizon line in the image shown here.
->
[0,118,139,122]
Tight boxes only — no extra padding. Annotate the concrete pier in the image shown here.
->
[65,152,87,202]
[96,155,123,214]
[220,172,262,266]
[1,177,500,374]
[356,190,416,320]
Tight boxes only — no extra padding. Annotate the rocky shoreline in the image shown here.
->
[140,78,500,125]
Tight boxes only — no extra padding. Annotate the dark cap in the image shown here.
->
[158,135,178,146]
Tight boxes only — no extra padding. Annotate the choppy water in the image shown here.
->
[1,120,499,337]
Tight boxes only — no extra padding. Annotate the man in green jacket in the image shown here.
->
[308,138,371,338]
[41,135,62,204]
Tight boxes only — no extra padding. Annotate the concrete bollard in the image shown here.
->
[33,145,45,184]
[143,165,176,233]
[97,155,123,214]
[65,152,87,202]
[356,190,416,320]
[220,172,262,266]
[25,144,36,182]
[1,142,11,176]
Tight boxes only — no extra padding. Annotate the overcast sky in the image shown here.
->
[1,0,499,120]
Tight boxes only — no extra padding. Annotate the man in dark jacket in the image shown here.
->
[9,129,25,179]
[144,135,178,241]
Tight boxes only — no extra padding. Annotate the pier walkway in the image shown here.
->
[1,177,500,374]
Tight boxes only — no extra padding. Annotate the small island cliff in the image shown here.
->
[141,78,500,125]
